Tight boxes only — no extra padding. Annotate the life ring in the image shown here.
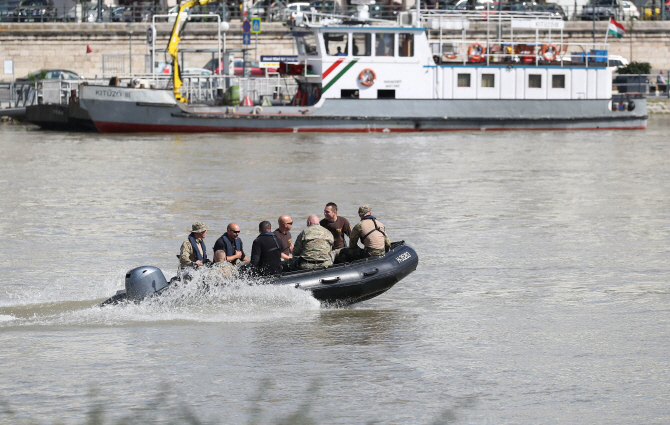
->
[359,68,376,87]
[468,43,484,62]
[541,44,558,61]
[445,54,457,59]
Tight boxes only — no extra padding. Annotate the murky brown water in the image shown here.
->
[1,118,669,424]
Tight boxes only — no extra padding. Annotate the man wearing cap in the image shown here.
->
[292,215,334,269]
[320,202,351,250]
[349,205,391,257]
[179,222,209,269]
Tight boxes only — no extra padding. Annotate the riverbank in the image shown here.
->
[1,21,670,81]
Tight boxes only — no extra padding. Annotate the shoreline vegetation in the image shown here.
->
[0,380,473,424]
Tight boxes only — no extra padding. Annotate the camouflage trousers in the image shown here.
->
[291,256,333,270]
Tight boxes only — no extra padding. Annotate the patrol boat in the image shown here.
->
[79,2,647,132]
[101,241,418,306]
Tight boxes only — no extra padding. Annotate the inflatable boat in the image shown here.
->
[101,241,418,306]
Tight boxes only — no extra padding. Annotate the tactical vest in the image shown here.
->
[359,216,386,251]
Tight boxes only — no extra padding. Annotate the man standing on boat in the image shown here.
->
[213,223,250,265]
[349,205,391,257]
[274,215,294,260]
[292,215,334,269]
[320,202,351,250]
[179,222,209,269]
[250,221,283,276]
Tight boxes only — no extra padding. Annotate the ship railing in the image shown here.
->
[291,9,397,28]
[0,80,87,108]
[84,74,299,105]
[429,39,611,67]
[613,73,669,97]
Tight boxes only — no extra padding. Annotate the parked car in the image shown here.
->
[620,0,640,18]
[249,0,286,20]
[119,2,154,22]
[183,68,213,75]
[203,57,276,76]
[16,69,80,82]
[608,54,630,70]
[0,0,20,21]
[542,2,568,19]
[161,2,232,22]
[445,0,486,10]
[579,0,622,20]
[65,3,112,22]
[504,1,543,12]
[280,1,310,21]
[309,0,342,14]
[111,5,125,21]
[12,0,56,22]
[368,1,402,18]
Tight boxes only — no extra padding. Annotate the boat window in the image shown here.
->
[552,74,566,89]
[324,33,348,56]
[341,89,359,98]
[378,89,395,99]
[528,74,542,88]
[375,33,394,57]
[352,33,371,56]
[296,33,318,56]
[481,73,495,88]
[457,73,471,87]
[399,33,414,57]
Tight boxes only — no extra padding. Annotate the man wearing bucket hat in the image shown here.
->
[179,222,210,269]
[349,205,391,257]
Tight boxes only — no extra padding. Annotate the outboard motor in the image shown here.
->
[125,266,169,301]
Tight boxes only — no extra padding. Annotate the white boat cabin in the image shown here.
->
[287,11,613,105]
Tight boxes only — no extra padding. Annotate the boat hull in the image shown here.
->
[79,86,648,133]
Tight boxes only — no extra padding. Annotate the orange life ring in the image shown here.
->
[359,68,376,86]
[468,43,484,62]
[445,54,457,59]
[541,44,558,61]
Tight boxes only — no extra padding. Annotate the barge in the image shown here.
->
[79,5,647,132]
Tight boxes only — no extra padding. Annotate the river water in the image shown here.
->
[0,119,668,424]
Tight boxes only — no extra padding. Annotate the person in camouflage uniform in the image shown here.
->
[179,222,209,269]
[291,215,335,269]
[349,205,391,257]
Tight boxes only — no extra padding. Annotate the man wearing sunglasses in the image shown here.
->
[274,214,294,260]
[213,222,249,265]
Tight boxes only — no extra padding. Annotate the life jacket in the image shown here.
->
[188,233,208,262]
[360,216,387,250]
[221,233,242,256]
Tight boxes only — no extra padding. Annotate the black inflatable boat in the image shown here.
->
[101,241,418,306]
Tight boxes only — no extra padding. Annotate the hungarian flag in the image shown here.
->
[608,18,626,39]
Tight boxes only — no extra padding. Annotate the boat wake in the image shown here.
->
[0,268,321,328]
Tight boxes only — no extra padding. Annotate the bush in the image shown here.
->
[616,61,652,75]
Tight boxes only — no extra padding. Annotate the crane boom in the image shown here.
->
[167,0,222,102]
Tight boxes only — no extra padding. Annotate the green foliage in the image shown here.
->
[27,69,47,81]
[616,61,652,75]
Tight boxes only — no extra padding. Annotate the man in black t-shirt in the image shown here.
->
[320,202,351,250]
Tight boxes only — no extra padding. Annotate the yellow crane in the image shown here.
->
[167,0,222,102]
